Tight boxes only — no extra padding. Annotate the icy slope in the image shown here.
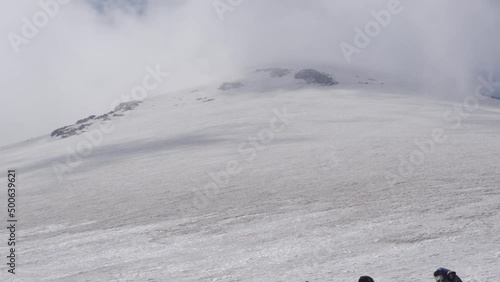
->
[0,68,499,281]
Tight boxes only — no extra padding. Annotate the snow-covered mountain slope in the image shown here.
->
[1,68,499,281]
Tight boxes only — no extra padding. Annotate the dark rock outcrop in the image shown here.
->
[113,101,142,112]
[294,69,337,86]
[50,100,143,139]
[51,123,91,138]
[76,115,96,124]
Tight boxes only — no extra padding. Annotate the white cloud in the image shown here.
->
[1,0,499,146]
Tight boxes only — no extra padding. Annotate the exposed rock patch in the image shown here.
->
[294,69,338,86]
[196,97,215,103]
[76,115,96,124]
[113,100,142,112]
[50,101,143,139]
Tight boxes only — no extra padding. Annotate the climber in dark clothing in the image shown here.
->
[358,276,375,282]
[433,267,463,282]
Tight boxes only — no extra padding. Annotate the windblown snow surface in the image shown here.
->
[1,68,499,281]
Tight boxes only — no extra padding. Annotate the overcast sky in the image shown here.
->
[1,0,499,147]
